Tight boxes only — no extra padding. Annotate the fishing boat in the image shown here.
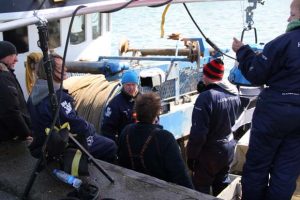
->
[0,0,240,96]
[0,0,267,199]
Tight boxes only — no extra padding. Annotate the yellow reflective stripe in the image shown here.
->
[71,149,82,176]
[44,122,70,135]
[45,128,50,135]
[60,122,70,130]
[45,126,59,135]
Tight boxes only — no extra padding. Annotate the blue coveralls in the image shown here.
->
[27,79,117,162]
[236,27,300,200]
[187,84,241,196]
[101,90,137,143]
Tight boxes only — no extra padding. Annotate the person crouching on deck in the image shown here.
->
[118,92,194,189]
[186,58,241,196]
[27,53,117,162]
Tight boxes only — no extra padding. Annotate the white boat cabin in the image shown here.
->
[0,12,112,97]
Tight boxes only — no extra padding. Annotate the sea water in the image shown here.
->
[111,0,289,76]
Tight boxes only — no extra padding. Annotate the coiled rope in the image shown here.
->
[64,74,120,133]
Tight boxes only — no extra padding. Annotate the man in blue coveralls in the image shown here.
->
[101,70,140,144]
[186,58,241,196]
[232,0,300,199]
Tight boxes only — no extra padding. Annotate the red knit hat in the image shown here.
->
[203,58,224,81]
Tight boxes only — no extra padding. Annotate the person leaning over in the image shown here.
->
[27,53,117,162]
[101,70,140,144]
[118,92,194,189]
[231,0,300,199]
[0,41,32,142]
[186,58,241,196]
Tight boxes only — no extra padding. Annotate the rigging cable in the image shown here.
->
[33,0,132,141]
[182,3,236,60]
[37,0,47,10]
[48,4,115,183]
[54,5,87,132]
[37,5,86,161]
[103,0,136,13]
[148,0,173,8]
[44,5,83,156]
[240,0,246,31]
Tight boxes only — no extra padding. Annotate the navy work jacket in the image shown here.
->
[237,28,300,95]
[27,80,96,156]
[101,90,137,142]
[187,84,241,160]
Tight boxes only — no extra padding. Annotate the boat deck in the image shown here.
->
[0,141,218,200]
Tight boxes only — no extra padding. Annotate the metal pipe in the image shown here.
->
[98,56,191,62]
[127,48,192,56]
[66,61,108,74]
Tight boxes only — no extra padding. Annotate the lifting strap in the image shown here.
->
[126,127,159,173]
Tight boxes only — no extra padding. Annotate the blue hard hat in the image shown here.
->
[121,70,139,85]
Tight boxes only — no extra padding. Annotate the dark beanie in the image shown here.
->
[0,41,17,60]
[203,58,224,81]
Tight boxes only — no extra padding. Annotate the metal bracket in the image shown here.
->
[245,0,265,30]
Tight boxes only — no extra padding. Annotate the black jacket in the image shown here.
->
[118,123,194,189]
[0,63,31,140]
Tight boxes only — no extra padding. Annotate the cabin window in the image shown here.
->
[48,20,61,49]
[3,26,28,53]
[92,13,101,39]
[70,15,86,45]
[106,13,111,32]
